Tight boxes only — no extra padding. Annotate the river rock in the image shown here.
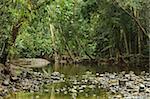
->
[55,89,60,93]
[0,86,4,92]
[79,90,84,93]
[10,76,19,82]
[145,73,150,76]
[44,89,49,93]
[109,79,119,86]
[121,71,126,75]
[119,80,126,87]
[125,74,130,78]
[110,87,117,93]
[2,80,9,86]
[51,72,61,80]
[113,95,122,98]
[109,74,115,79]
[126,81,134,89]
[64,91,67,94]
[145,78,150,82]
[130,75,138,81]
[139,84,145,92]
[145,88,150,93]
[141,71,146,75]
[99,74,104,77]
[146,83,150,88]
[70,88,77,93]
[51,72,60,76]
[129,71,134,75]
[88,85,95,89]
[51,76,61,81]
[86,71,92,75]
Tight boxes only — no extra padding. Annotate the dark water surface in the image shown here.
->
[43,63,149,75]
[5,64,149,99]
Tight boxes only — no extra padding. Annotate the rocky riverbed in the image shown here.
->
[0,70,64,97]
[52,71,150,98]
[0,70,150,99]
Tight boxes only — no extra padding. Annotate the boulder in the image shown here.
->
[10,58,50,68]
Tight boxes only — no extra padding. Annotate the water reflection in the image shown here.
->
[43,63,148,76]
[6,84,109,99]
[6,90,109,99]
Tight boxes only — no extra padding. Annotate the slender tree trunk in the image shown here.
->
[109,48,112,58]
[133,9,142,55]
[122,29,129,55]
[137,31,141,54]
[50,24,59,64]
[128,33,132,54]
[73,0,77,19]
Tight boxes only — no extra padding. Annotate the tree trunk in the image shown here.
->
[136,11,142,55]
[0,38,8,65]
[50,24,59,64]
[121,29,129,55]
[0,38,12,75]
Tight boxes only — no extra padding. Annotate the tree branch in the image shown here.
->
[112,0,148,37]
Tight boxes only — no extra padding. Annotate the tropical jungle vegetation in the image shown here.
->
[0,0,149,66]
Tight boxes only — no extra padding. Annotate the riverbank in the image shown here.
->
[1,68,150,98]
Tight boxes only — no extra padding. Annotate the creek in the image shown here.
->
[4,63,150,99]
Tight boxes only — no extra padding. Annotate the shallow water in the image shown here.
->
[42,63,149,75]
[6,92,109,99]
[5,63,149,99]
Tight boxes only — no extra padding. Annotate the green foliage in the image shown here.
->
[15,32,52,57]
[0,0,149,60]
[80,0,149,57]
